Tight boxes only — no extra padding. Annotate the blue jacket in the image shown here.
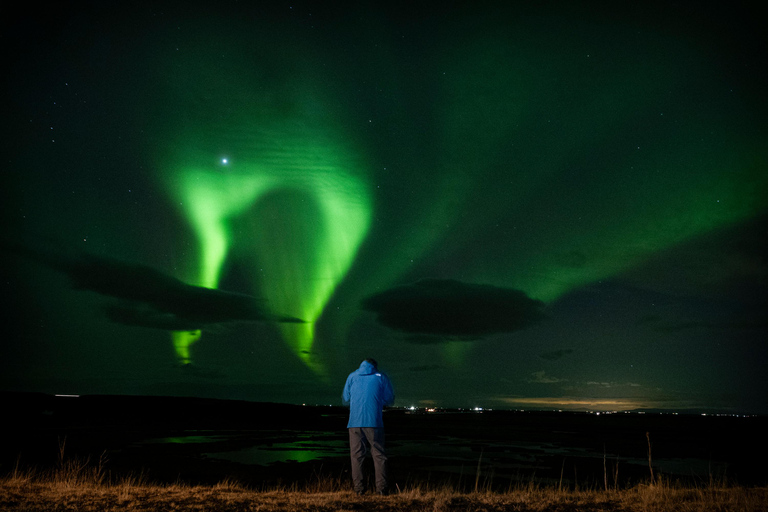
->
[342,360,395,428]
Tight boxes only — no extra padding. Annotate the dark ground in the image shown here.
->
[2,392,765,490]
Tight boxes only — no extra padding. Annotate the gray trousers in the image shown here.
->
[348,427,388,493]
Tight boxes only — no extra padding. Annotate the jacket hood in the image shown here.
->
[357,360,377,375]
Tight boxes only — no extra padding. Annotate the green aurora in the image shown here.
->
[150,8,766,370]
[2,1,766,413]
[150,29,373,370]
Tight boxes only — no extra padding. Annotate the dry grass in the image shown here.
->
[2,440,765,511]
[2,466,766,512]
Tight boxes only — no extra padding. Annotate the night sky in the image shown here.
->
[2,1,766,414]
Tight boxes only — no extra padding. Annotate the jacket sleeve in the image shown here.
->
[342,374,353,405]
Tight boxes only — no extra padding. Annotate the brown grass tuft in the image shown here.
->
[1,470,766,512]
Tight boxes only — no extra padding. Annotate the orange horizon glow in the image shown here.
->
[500,397,649,411]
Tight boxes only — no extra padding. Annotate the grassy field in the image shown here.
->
[2,462,766,512]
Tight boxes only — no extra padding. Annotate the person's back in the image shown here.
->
[343,359,394,428]
[342,358,394,495]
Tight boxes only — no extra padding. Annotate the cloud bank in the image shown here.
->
[4,242,303,330]
[528,371,566,384]
[539,349,574,361]
[361,278,546,338]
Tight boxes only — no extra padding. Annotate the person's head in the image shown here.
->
[364,358,378,369]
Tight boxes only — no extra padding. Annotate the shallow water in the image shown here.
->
[133,429,730,482]
[7,395,763,487]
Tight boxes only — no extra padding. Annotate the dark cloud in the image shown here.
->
[104,302,206,331]
[527,371,566,384]
[539,349,574,361]
[179,363,229,380]
[631,309,767,334]
[402,334,480,344]
[3,242,304,330]
[409,364,443,372]
[361,279,546,337]
[619,214,768,297]
[402,334,451,345]
[653,319,768,334]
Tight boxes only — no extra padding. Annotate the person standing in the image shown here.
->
[342,358,395,495]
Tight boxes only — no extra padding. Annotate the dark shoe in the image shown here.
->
[377,489,389,496]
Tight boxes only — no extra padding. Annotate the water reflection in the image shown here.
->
[141,434,231,444]
[135,431,348,465]
[205,433,348,465]
[134,430,729,480]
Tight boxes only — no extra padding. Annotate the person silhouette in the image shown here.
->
[342,358,395,495]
